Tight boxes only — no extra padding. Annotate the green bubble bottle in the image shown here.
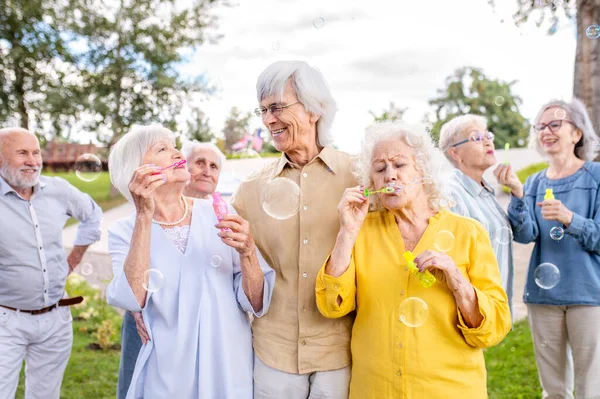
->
[403,250,436,288]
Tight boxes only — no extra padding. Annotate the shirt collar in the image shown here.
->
[453,168,495,197]
[0,173,46,197]
[271,145,339,178]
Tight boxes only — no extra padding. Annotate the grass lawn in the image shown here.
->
[14,319,541,398]
[43,171,127,225]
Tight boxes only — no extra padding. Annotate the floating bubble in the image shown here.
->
[534,263,560,289]
[272,41,281,51]
[261,177,301,220]
[554,108,567,120]
[80,263,93,276]
[549,226,564,241]
[517,139,525,146]
[209,255,222,268]
[494,96,505,106]
[541,341,547,347]
[142,269,165,293]
[510,347,515,352]
[399,297,429,328]
[75,154,102,182]
[586,24,600,39]
[313,17,325,29]
[496,226,513,245]
[232,149,263,182]
[434,230,455,253]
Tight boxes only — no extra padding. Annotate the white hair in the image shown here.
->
[439,114,488,166]
[356,120,454,212]
[256,60,337,147]
[180,140,226,171]
[528,98,598,161]
[108,125,175,203]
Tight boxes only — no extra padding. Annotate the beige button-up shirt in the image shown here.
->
[231,145,358,374]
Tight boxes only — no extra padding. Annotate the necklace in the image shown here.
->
[152,196,189,226]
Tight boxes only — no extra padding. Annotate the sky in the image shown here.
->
[177,0,578,154]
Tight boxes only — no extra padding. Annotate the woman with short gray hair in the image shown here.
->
[181,140,226,199]
[106,125,275,398]
[495,98,600,397]
[439,114,515,316]
[316,120,511,398]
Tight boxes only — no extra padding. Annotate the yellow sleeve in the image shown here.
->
[457,227,512,348]
[315,253,357,318]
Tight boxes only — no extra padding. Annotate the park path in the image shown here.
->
[63,148,544,321]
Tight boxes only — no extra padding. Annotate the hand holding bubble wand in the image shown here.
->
[151,159,187,175]
[543,188,565,241]
[403,250,436,288]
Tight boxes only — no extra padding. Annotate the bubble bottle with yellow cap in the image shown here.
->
[402,250,436,288]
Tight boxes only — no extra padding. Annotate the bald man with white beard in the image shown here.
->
[0,128,102,399]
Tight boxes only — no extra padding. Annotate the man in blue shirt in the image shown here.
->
[0,127,102,399]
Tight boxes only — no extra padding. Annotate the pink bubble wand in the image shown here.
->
[151,159,186,175]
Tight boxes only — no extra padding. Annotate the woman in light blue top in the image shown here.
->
[495,98,600,398]
[106,125,275,399]
[439,114,514,315]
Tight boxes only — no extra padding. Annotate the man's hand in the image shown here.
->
[67,245,89,275]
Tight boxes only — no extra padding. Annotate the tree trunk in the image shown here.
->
[574,0,600,136]
[13,56,29,130]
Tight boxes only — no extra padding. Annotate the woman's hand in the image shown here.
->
[414,250,461,291]
[536,199,574,226]
[216,214,256,257]
[131,311,150,344]
[338,186,369,237]
[493,164,524,198]
[128,164,168,216]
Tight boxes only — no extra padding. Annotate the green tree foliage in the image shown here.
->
[71,0,223,146]
[186,107,214,143]
[222,107,251,153]
[369,102,408,122]
[0,0,85,143]
[428,66,530,148]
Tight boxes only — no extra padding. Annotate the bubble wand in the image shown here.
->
[504,143,510,165]
[363,184,403,197]
[151,159,187,175]
[403,250,436,288]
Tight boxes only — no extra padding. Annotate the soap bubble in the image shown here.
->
[272,41,281,51]
[496,226,513,245]
[549,226,564,241]
[554,108,567,120]
[313,17,325,29]
[80,263,93,276]
[142,269,165,293]
[541,341,547,347]
[510,347,515,352]
[586,24,600,39]
[209,255,222,268]
[261,177,301,220]
[434,230,455,253]
[494,96,505,106]
[399,297,429,328]
[518,139,525,146]
[75,154,102,182]
[534,263,560,289]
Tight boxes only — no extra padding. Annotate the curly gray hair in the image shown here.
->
[355,120,454,212]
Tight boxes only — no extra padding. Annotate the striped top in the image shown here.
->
[448,169,514,314]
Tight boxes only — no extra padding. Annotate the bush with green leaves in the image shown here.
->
[501,162,549,194]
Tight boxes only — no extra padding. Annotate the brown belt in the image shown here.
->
[0,296,84,315]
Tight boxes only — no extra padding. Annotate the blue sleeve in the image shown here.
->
[60,178,103,246]
[507,178,539,244]
[564,188,600,254]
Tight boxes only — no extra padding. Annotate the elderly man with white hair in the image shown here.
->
[231,60,358,398]
[0,127,102,399]
[114,138,231,399]
[438,114,515,315]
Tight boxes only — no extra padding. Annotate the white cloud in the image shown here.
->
[180,0,576,153]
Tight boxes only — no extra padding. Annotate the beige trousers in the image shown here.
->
[528,304,600,399]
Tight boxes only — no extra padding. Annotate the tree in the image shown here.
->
[428,66,530,148]
[186,107,214,143]
[0,0,85,142]
[222,107,251,153]
[492,0,600,132]
[73,0,223,146]
[369,102,408,122]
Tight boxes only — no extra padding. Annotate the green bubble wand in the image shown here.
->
[504,143,510,165]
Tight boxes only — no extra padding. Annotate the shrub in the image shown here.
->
[501,162,548,194]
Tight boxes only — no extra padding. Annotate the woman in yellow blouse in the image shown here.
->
[316,120,511,398]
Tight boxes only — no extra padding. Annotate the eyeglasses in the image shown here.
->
[533,120,576,134]
[254,101,301,118]
[451,131,495,148]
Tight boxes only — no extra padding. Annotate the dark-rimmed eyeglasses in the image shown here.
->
[451,131,495,148]
[254,101,301,118]
[533,120,576,134]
